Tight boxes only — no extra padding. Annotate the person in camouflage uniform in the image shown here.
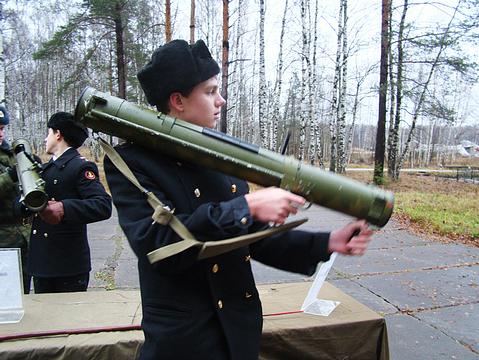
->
[0,105,32,293]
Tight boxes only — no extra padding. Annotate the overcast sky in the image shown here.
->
[168,0,478,126]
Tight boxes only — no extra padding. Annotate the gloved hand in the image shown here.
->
[6,166,18,182]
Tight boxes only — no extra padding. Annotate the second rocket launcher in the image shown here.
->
[12,139,48,212]
[75,87,394,227]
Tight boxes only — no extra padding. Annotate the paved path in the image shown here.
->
[88,206,479,360]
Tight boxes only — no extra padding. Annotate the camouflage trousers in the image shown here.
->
[0,223,32,294]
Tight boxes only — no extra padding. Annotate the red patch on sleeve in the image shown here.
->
[84,170,96,180]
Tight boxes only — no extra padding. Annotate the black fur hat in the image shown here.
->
[47,112,88,148]
[137,39,220,107]
[0,105,10,125]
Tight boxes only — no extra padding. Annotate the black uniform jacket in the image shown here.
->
[104,143,332,360]
[28,148,112,277]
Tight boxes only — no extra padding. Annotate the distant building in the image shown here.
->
[459,140,479,157]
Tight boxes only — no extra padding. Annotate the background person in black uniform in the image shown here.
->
[104,39,374,360]
[0,105,33,293]
[28,112,112,293]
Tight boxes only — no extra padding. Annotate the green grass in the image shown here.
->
[347,172,479,245]
[395,192,479,239]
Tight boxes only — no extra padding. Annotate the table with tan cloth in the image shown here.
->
[0,281,389,360]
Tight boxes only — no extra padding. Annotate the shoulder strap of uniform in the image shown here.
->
[98,137,307,263]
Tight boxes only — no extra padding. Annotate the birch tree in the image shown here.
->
[270,0,289,152]
[190,0,196,44]
[308,0,323,167]
[258,0,268,146]
[386,0,404,178]
[298,0,309,161]
[336,0,348,174]
[4,5,58,149]
[228,1,251,140]
[329,1,344,172]
[220,0,230,134]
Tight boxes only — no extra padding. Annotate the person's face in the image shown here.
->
[44,128,59,155]
[177,76,226,128]
[0,125,5,144]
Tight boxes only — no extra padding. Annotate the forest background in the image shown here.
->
[0,0,478,243]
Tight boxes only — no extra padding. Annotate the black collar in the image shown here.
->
[44,148,80,170]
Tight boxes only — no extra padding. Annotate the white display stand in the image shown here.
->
[0,248,24,323]
[301,252,340,316]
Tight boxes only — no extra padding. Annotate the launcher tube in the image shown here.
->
[75,87,394,227]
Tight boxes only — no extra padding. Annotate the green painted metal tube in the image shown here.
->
[12,139,47,212]
[75,87,394,227]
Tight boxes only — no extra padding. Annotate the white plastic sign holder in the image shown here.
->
[0,248,24,324]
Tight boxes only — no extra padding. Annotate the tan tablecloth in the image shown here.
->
[0,282,388,360]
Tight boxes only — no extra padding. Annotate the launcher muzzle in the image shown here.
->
[12,139,47,212]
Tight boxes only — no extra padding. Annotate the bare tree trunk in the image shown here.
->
[258,0,267,146]
[386,2,395,152]
[286,73,301,158]
[271,0,289,152]
[190,0,195,44]
[388,0,407,180]
[220,0,229,134]
[230,1,247,139]
[248,35,258,144]
[165,0,172,42]
[426,120,435,166]
[329,1,344,172]
[337,0,348,174]
[0,23,5,105]
[309,0,323,166]
[114,2,126,99]
[298,0,310,161]
[373,0,390,185]
[346,81,360,165]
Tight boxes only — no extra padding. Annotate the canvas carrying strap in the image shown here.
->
[98,137,307,263]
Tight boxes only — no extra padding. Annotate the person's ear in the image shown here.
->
[54,129,63,141]
[169,92,184,113]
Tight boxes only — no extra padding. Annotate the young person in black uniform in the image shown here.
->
[28,112,112,293]
[104,40,374,360]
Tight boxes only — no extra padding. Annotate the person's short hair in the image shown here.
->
[137,39,220,114]
[0,105,10,125]
[47,112,88,148]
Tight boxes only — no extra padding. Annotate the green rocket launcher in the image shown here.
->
[74,87,394,227]
[12,139,48,212]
